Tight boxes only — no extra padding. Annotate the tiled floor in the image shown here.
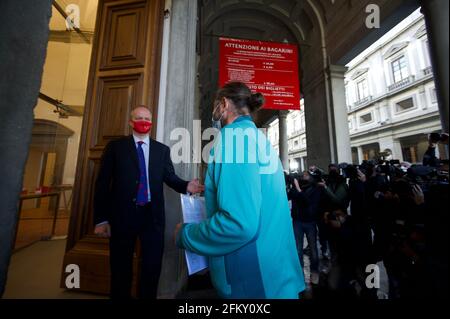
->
[3,239,106,299]
[3,237,389,299]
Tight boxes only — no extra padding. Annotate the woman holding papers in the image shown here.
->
[175,82,305,299]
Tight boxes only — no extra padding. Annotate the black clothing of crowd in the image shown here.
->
[286,134,449,299]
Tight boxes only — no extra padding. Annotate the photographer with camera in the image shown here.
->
[322,164,350,210]
[288,170,326,285]
[317,164,350,260]
[319,164,376,298]
[423,132,449,167]
[370,173,427,298]
[323,207,380,300]
[347,165,378,272]
[406,160,449,298]
[424,165,449,298]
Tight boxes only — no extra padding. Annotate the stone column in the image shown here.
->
[156,0,197,298]
[357,146,365,164]
[0,0,53,297]
[278,111,289,171]
[328,65,352,163]
[303,73,335,169]
[392,140,404,162]
[421,0,449,132]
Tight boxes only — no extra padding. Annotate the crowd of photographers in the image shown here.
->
[286,133,449,299]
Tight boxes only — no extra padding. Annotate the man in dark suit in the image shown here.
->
[94,105,204,299]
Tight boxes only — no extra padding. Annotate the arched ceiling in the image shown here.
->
[198,0,321,128]
[197,0,420,128]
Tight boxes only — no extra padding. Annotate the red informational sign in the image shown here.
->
[219,37,301,110]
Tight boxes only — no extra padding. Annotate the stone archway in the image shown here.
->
[197,0,429,169]
[28,119,74,194]
[198,0,335,168]
[199,1,310,126]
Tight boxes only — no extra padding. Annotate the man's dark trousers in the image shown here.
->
[110,202,163,299]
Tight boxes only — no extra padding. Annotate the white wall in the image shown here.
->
[267,9,443,164]
[35,40,92,186]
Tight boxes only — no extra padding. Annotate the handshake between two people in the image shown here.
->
[186,179,205,195]
[94,179,205,238]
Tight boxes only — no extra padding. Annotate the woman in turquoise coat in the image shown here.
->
[175,82,305,299]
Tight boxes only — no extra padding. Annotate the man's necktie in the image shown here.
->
[136,141,150,205]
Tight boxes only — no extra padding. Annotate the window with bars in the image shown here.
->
[356,78,369,101]
[395,97,415,113]
[360,112,373,124]
[293,118,299,133]
[391,55,408,83]
[430,88,437,103]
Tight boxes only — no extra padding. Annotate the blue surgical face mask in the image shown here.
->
[211,103,225,130]
[212,119,222,130]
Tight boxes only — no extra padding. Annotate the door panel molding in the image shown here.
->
[62,0,164,296]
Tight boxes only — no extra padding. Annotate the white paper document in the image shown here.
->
[180,194,208,275]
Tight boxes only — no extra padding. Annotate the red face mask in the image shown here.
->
[132,120,152,134]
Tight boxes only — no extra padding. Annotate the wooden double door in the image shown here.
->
[62,0,164,295]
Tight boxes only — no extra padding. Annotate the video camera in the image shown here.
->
[376,159,403,177]
[285,171,306,190]
[405,164,449,194]
[309,167,326,184]
[339,163,358,180]
[287,172,301,185]
[339,160,376,180]
[429,132,449,144]
[339,159,403,180]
